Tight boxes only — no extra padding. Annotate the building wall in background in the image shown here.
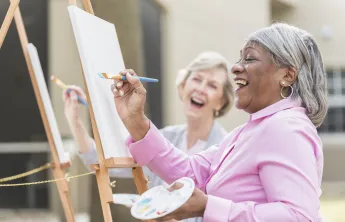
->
[272,0,345,67]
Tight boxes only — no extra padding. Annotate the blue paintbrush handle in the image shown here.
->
[121,75,159,83]
[67,89,88,107]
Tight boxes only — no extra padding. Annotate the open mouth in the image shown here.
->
[234,79,249,90]
[190,97,205,108]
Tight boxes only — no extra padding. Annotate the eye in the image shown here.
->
[192,77,201,82]
[245,57,256,63]
[208,83,217,89]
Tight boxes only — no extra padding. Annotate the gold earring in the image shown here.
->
[280,85,293,98]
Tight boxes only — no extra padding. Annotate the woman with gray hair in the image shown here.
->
[112,22,328,221]
[63,51,234,222]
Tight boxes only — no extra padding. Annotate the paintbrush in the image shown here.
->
[50,75,88,107]
[98,72,159,83]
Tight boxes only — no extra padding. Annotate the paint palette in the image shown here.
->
[130,177,195,220]
[113,194,140,207]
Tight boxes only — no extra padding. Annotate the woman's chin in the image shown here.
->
[235,99,249,111]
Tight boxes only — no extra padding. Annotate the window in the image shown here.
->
[318,69,345,133]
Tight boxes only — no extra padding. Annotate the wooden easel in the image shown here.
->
[68,0,152,222]
[0,0,19,49]
[0,1,75,221]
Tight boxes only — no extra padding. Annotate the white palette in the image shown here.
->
[131,177,195,220]
[113,193,140,207]
[68,6,131,158]
[27,43,69,164]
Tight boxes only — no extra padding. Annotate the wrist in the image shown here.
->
[198,194,208,217]
[67,118,83,134]
[67,113,81,123]
[123,115,150,141]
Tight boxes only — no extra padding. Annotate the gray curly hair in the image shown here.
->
[245,23,328,127]
[176,51,234,118]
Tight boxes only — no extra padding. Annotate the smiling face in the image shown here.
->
[180,67,227,120]
[231,43,291,114]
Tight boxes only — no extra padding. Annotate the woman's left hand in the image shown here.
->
[157,183,208,221]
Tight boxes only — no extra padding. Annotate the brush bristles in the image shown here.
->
[101,73,109,78]
[50,75,67,89]
[50,75,57,82]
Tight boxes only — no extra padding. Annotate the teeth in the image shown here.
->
[191,97,204,104]
[235,79,248,86]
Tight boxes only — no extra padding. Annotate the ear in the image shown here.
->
[281,67,297,86]
[177,81,186,100]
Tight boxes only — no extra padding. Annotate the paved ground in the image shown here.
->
[0,212,89,222]
[320,181,345,222]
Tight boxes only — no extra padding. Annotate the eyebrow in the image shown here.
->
[240,46,260,57]
[208,80,221,85]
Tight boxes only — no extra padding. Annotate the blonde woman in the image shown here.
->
[63,52,234,222]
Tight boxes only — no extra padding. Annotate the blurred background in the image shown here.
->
[0,0,344,221]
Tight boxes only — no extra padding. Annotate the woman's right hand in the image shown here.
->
[111,69,150,141]
[63,85,87,126]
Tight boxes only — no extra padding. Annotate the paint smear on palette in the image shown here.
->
[137,198,152,206]
[144,208,156,217]
[157,210,167,215]
[156,204,169,216]
[137,205,150,214]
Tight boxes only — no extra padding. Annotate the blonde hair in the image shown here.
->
[176,51,234,118]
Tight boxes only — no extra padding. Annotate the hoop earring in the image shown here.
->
[280,85,293,99]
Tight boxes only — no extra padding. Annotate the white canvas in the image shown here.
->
[68,6,131,158]
[27,43,70,164]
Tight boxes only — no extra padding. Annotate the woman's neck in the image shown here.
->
[186,115,214,150]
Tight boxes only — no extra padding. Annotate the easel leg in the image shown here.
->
[52,167,75,222]
[10,2,76,221]
[132,167,155,222]
[0,0,19,49]
[132,167,148,195]
[95,166,114,222]
[71,0,153,221]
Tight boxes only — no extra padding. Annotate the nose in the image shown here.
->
[231,63,245,75]
[196,80,207,92]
